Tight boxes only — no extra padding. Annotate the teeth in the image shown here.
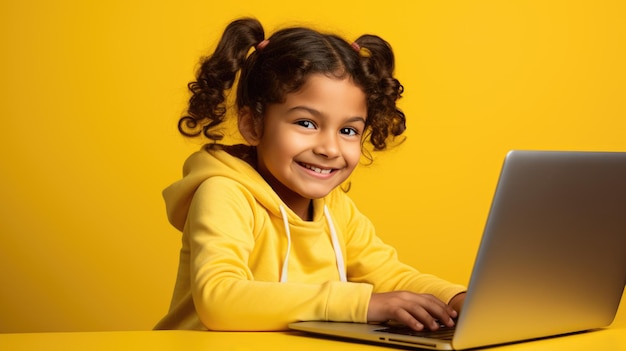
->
[303,163,332,174]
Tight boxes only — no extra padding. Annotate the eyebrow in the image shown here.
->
[287,106,366,124]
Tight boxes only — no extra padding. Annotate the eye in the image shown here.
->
[340,127,360,136]
[295,120,316,129]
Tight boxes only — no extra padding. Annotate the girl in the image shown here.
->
[155,18,466,332]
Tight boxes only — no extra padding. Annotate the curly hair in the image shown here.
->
[179,18,406,152]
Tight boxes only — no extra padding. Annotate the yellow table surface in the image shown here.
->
[2,305,624,351]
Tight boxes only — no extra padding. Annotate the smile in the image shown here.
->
[300,163,335,175]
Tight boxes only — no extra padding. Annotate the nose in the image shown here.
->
[313,131,340,159]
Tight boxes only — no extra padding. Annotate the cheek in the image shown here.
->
[258,128,302,163]
[344,142,363,167]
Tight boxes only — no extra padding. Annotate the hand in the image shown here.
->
[367,291,458,331]
[448,292,466,315]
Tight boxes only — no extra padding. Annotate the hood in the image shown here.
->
[163,144,283,232]
[163,144,348,283]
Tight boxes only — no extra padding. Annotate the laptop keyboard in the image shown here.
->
[375,325,456,340]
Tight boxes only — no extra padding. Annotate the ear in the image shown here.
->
[238,106,262,146]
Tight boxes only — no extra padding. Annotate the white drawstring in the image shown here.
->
[278,205,292,283]
[324,205,347,282]
[278,204,347,283]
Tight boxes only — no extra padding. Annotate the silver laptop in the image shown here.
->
[289,150,626,350]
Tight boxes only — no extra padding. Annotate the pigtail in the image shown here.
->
[178,18,265,140]
[354,35,406,151]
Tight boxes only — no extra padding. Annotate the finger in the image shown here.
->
[394,308,425,331]
[407,295,456,329]
[406,304,441,330]
[421,302,457,328]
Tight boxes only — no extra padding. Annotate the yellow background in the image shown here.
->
[1,0,624,332]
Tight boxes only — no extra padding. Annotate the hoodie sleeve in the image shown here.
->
[336,193,467,305]
[186,177,373,331]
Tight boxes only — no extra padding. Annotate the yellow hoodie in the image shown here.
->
[155,146,466,331]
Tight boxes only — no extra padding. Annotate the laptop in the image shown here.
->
[289,150,626,350]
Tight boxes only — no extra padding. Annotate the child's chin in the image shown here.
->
[300,189,334,200]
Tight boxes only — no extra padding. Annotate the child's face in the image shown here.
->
[254,74,367,210]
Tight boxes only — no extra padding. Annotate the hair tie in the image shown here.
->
[351,42,361,53]
[256,39,269,50]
